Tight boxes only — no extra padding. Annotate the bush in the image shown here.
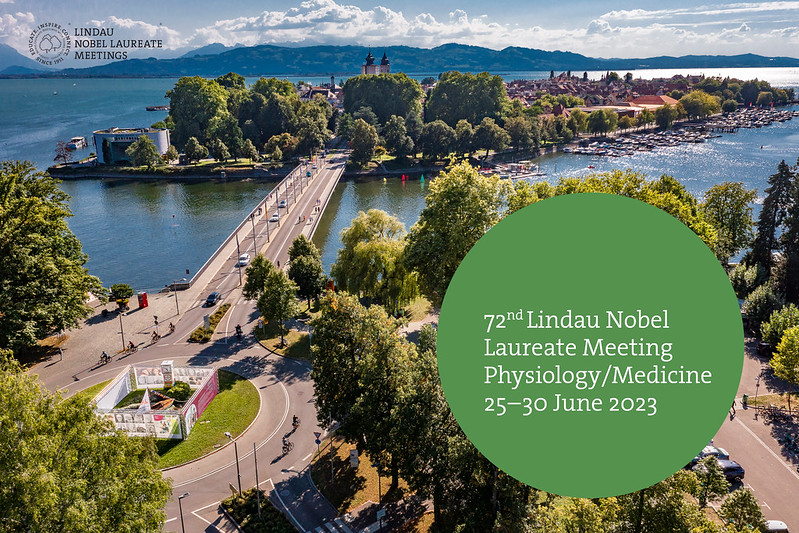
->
[761,304,799,346]
[742,282,784,329]
[722,99,738,113]
[188,303,231,343]
[165,381,191,401]
[728,263,761,299]
[222,488,294,533]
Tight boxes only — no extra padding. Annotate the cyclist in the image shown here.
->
[128,341,135,352]
[292,414,300,428]
[169,322,175,333]
[101,351,110,364]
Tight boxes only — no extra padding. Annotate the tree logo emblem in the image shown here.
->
[28,22,71,66]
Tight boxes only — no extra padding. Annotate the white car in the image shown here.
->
[269,213,280,222]
[766,521,789,533]
[236,253,250,267]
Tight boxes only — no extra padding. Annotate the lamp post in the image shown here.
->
[178,492,190,533]
[172,278,186,315]
[754,376,761,419]
[119,311,126,352]
[225,432,242,495]
[235,234,243,286]
[249,214,257,254]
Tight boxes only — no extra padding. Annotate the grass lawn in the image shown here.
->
[157,369,259,469]
[189,303,231,342]
[255,319,312,362]
[310,435,410,514]
[746,392,799,410]
[70,380,112,402]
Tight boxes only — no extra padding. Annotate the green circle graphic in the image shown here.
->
[437,193,744,498]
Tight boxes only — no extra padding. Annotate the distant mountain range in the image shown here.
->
[1,42,798,78]
[0,43,48,75]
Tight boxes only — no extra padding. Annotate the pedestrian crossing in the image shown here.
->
[315,516,355,533]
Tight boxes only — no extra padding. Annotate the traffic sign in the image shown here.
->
[315,439,321,445]
[314,431,321,439]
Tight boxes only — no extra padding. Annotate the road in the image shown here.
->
[47,151,348,532]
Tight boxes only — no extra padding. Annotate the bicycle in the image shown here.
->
[282,441,294,454]
[126,343,138,354]
[151,331,161,342]
[98,352,111,365]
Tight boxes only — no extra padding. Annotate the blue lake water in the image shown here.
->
[0,71,797,290]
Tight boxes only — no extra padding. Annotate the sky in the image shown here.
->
[2,0,799,66]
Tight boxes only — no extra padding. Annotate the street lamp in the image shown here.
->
[118,310,126,352]
[225,432,242,495]
[172,278,186,315]
[249,214,257,254]
[178,492,190,533]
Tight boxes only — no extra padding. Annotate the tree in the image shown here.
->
[405,162,511,306]
[110,283,134,310]
[679,90,721,118]
[418,120,456,160]
[240,138,260,162]
[718,489,767,531]
[331,210,418,314]
[54,140,73,165]
[762,304,799,346]
[655,104,680,130]
[257,269,300,346]
[166,76,229,148]
[264,133,298,161]
[728,262,762,299]
[349,118,379,167]
[587,109,618,135]
[426,71,509,126]
[207,112,244,160]
[779,162,799,303]
[210,139,231,162]
[382,115,414,158]
[691,456,730,508]
[474,116,510,157]
[722,99,738,113]
[618,115,634,131]
[757,91,774,107]
[342,73,424,126]
[243,253,276,301]
[772,326,799,411]
[336,112,354,139]
[454,119,475,155]
[164,145,179,162]
[353,106,379,129]
[404,112,423,146]
[295,97,332,154]
[504,115,533,151]
[184,136,208,164]
[287,235,326,307]
[0,162,105,350]
[701,181,757,264]
[0,355,172,531]
[750,160,795,271]
[125,135,162,170]
[215,71,246,90]
[567,108,588,134]
[742,281,784,329]
[636,108,655,127]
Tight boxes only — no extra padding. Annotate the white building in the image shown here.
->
[93,127,170,165]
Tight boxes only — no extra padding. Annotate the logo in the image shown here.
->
[29,22,71,65]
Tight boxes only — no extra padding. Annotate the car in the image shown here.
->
[278,200,287,208]
[269,213,280,222]
[716,459,745,483]
[700,445,730,460]
[236,253,250,267]
[312,164,318,169]
[306,171,312,177]
[205,292,221,306]
[766,520,789,532]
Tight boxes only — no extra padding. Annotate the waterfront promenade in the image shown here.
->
[32,149,351,532]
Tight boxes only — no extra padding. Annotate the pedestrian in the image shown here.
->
[277,260,280,268]
[59,347,63,361]
[731,400,736,415]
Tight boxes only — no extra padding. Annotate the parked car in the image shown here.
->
[716,459,745,483]
[236,253,250,267]
[766,520,789,532]
[758,341,774,357]
[269,213,280,222]
[205,292,221,306]
[686,444,730,468]
[278,200,287,208]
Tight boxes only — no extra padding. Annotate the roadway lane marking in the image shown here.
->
[165,517,177,523]
[172,378,289,487]
[734,416,799,481]
[763,500,771,509]
[190,510,223,532]
[303,452,313,461]
[266,478,307,533]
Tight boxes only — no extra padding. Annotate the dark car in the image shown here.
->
[205,292,221,306]
[717,459,745,482]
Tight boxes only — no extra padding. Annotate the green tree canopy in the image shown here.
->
[418,120,456,161]
[750,160,795,271]
[349,118,379,167]
[242,253,276,301]
[166,76,228,148]
[405,162,511,306]
[382,115,414,158]
[742,281,784,328]
[587,109,618,135]
[772,325,799,392]
[287,235,326,306]
[718,488,767,532]
[124,135,163,170]
[474,116,510,156]
[426,71,509,126]
[184,137,208,164]
[679,90,721,118]
[0,355,172,531]
[257,269,300,345]
[331,209,418,314]
[701,181,756,264]
[655,104,680,130]
[0,162,105,350]
[342,73,424,126]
